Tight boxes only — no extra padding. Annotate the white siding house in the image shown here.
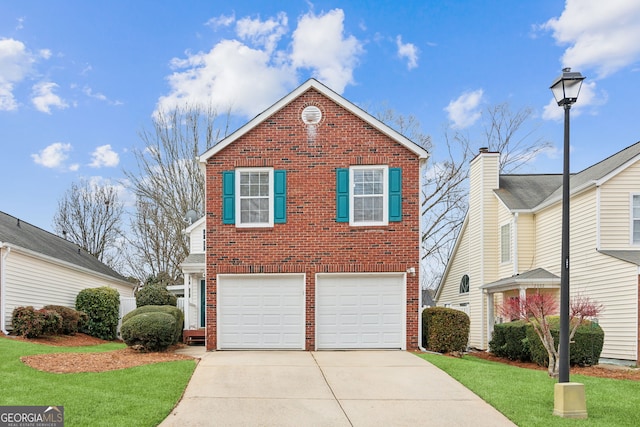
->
[0,211,135,333]
[436,142,640,363]
[178,216,206,331]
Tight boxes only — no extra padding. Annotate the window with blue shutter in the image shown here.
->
[223,168,286,227]
[336,166,402,225]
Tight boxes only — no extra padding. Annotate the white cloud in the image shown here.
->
[444,89,484,129]
[541,0,640,78]
[31,142,73,169]
[205,13,236,30]
[0,38,36,111]
[290,9,363,93]
[83,86,123,106]
[236,12,288,54]
[158,9,363,118]
[31,81,68,114]
[396,35,418,70]
[542,81,603,121]
[90,144,120,168]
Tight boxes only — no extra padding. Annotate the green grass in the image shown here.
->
[419,353,640,427]
[0,337,196,427]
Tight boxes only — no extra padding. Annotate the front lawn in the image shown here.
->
[419,353,640,426]
[0,337,196,427]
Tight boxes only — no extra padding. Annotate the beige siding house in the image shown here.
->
[0,211,135,333]
[436,142,640,363]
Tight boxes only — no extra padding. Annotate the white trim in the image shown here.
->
[184,216,205,233]
[513,213,519,275]
[596,186,601,250]
[595,154,640,186]
[349,165,389,226]
[200,79,429,162]
[235,167,274,228]
[500,221,512,264]
[630,193,640,246]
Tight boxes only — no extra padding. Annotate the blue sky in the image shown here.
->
[1,0,640,231]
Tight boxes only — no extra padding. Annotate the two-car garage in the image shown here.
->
[216,273,406,350]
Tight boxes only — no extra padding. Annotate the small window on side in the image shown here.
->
[459,274,470,294]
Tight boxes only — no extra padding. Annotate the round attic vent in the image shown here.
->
[301,105,322,125]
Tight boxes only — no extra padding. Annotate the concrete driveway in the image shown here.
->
[159,351,515,427]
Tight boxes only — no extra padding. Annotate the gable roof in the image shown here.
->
[495,141,640,212]
[199,78,430,161]
[0,211,131,285]
[479,268,560,293]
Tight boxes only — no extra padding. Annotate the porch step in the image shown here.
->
[183,329,205,345]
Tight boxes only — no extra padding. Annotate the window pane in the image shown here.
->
[239,170,271,225]
[634,220,640,244]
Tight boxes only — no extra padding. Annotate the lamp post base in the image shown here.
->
[553,383,588,419]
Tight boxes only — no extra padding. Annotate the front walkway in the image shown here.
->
[160,350,515,427]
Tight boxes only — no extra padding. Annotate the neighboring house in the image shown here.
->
[0,211,135,333]
[436,143,640,363]
[198,78,429,351]
[178,216,206,331]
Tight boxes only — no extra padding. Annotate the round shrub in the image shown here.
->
[135,284,177,308]
[76,287,120,340]
[121,312,177,352]
[526,316,604,367]
[11,306,62,338]
[422,307,470,353]
[122,305,184,344]
[43,305,83,335]
[489,320,531,361]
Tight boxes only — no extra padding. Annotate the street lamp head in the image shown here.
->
[550,67,586,106]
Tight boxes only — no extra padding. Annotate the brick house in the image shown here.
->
[199,79,429,351]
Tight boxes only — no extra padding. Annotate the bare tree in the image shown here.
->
[53,178,124,268]
[483,102,553,173]
[372,102,552,289]
[123,103,228,281]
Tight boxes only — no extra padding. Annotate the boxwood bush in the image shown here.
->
[11,306,63,338]
[135,284,177,307]
[489,320,531,361]
[121,312,177,352]
[526,316,604,367]
[75,287,120,340]
[122,305,184,344]
[422,307,470,353]
[43,305,85,335]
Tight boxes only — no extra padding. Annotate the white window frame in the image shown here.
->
[235,167,274,228]
[500,222,511,263]
[349,165,389,227]
[631,193,640,245]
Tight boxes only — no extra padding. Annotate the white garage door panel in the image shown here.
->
[218,275,305,349]
[317,274,404,349]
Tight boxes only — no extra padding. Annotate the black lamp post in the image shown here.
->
[550,67,585,383]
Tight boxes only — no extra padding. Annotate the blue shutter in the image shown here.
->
[336,168,349,222]
[222,171,235,224]
[274,170,286,223]
[389,168,402,222]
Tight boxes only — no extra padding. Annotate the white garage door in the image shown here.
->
[218,274,305,349]
[316,274,405,349]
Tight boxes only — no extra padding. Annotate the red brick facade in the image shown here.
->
[204,85,423,351]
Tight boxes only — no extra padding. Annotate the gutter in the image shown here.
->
[418,305,427,351]
[0,243,11,334]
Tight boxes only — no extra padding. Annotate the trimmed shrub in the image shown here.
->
[135,284,177,308]
[526,316,604,367]
[422,307,470,353]
[11,306,62,338]
[489,320,531,361]
[121,312,177,352]
[43,305,83,335]
[75,287,120,340]
[122,305,184,344]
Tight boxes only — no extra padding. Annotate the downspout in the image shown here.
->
[513,213,519,275]
[1,243,11,335]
